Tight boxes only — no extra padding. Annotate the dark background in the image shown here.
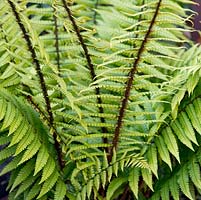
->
[191,0,201,43]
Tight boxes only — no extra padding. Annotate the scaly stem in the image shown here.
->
[7,0,64,169]
[27,95,64,168]
[61,0,109,146]
[53,4,61,76]
[108,0,162,162]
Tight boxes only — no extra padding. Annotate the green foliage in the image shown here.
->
[0,0,201,199]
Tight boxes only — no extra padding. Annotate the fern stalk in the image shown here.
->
[7,0,53,124]
[1,0,201,199]
[53,4,61,76]
[7,0,64,169]
[27,95,49,122]
[62,0,109,145]
[108,0,162,162]
[27,95,65,169]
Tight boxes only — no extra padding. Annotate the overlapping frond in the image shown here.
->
[0,0,201,199]
[142,46,201,199]
[0,89,66,200]
[150,146,201,200]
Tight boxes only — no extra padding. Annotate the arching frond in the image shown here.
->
[0,0,201,199]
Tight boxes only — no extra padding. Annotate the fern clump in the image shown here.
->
[0,0,201,199]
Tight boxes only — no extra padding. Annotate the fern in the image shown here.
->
[0,0,201,199]
[0,89,65,199]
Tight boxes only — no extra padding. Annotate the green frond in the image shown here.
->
[171,120,194,151]
[155,136,172,169]
[0,134,11,146]
[188,158,201,190]
[146,144,158,178]
[14,174,37,198]
[0,88,64,199]
[40,157,56,184]
[178,166,193,200]
[1,0,201,199]
[54,179,67,200]
[169,176,180,200]
[37,171,59,199]
[0,154,22,176]
[14,127,35,156]
[150,147,201,200]
[106,176,127,200]
[142,168,153,191]
[128,167,140,199]
[10,159,35,192]
[34,145,50,176]
[0,146,16,162]
[162,127,180,163]
[26,180,42,200]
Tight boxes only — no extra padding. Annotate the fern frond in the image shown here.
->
[1,0,201,199]
[150,147,201,200]
[0,88,64,199]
